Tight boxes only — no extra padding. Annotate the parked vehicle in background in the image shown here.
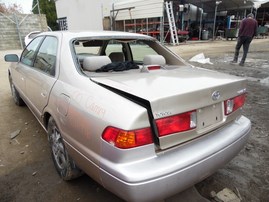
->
[24,31,42,46]
[5,31,251,202]
[24,27,51,46]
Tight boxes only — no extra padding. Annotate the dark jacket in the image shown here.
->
[239,17,258,38]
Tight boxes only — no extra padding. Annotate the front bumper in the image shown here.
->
[100,116,251,202]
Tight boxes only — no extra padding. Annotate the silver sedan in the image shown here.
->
[5,31,251,202]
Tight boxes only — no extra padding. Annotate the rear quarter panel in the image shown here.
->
[44,39,151,183]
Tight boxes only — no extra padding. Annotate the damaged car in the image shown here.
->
[5,31,251,202]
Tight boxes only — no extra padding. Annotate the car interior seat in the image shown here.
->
[143,55,166,66]
[83,56,111,72]
[109,52,125,62]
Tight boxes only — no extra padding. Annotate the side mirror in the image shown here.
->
[4,54,19,62]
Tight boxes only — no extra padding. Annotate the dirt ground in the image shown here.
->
[0,38,268,202]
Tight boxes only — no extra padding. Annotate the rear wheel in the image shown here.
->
[47,117,83,180]
[9,74,25,106]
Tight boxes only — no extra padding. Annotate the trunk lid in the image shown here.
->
[91,66,247,149]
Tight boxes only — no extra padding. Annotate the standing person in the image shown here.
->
[231,13,258,66]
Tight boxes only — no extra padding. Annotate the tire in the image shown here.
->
[47,117,83,180]
[9,74,25,106]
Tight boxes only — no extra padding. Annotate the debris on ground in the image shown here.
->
[260,77,269,86]
[189,53,213,65]
[211,188,241,202]
[245,144,254,151]
[10,129,21,139]
[257,134,268,138]
[0,160,4,167]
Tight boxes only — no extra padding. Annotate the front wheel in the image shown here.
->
[47,117,83,180]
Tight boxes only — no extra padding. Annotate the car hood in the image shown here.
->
[91,66,246,118]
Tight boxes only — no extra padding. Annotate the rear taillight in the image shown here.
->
[224,94,246,115]
[156,111,197,137]
[147,65,161,70]
[102,127,153,149]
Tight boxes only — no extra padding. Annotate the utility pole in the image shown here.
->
[37,0,41,15]
[31,0,41,15]
[213,1,222,40]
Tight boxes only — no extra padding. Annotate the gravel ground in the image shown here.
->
[170,38,269,202]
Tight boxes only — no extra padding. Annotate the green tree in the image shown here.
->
[32,0,58,30]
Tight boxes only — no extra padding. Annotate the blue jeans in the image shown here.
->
[233,36,253,64]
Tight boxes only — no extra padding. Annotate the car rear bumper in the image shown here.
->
[100,116,251,202]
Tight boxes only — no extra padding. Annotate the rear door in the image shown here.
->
[24,36,59,120]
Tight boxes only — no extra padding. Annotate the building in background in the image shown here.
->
[55,0,111,30]
[54,0,269,42]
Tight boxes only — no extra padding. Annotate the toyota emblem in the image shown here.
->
[212,91,221,101]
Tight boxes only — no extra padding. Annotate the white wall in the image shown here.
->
[55,0,164,30]
[112,0,164,20]
[55,0,111,30]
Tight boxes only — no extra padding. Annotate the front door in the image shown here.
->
[12,36,44,99]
